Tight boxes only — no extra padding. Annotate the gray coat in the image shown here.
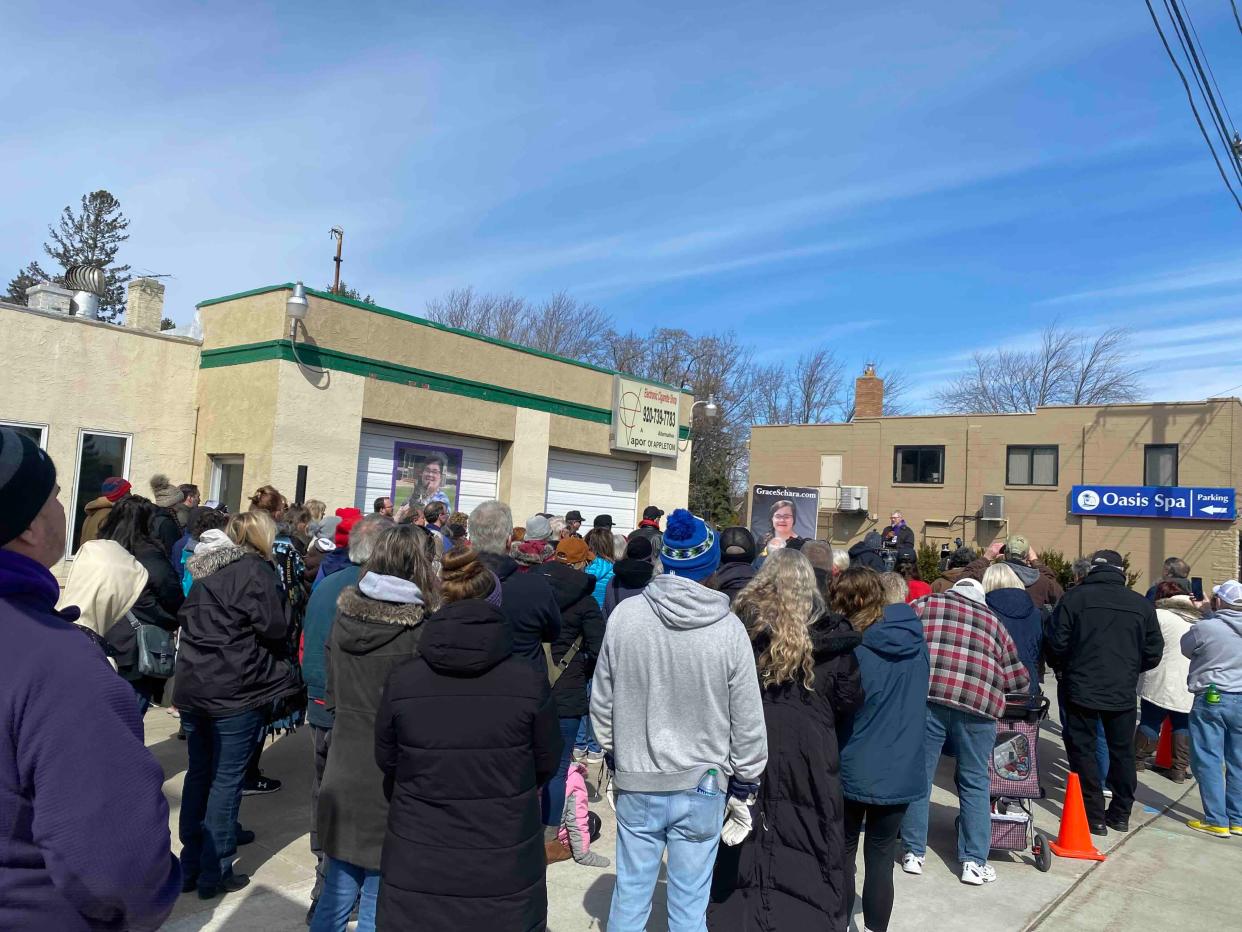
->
[317,586,427,869]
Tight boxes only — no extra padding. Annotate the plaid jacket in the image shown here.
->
[911,591,1029,720]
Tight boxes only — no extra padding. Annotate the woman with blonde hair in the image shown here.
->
[174,509,302,899]
[983,562,1042,699]
[836,566,930,932]
[708,549,863,931]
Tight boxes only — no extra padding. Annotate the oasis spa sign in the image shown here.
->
[611,376,680,459]
[1070,485,1236,521]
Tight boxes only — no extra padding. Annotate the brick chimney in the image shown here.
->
[854,363,884,419]
[126,277,165,332]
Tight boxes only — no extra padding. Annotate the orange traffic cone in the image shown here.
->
[1154,718,1173,770]
[1050,772,1107,861]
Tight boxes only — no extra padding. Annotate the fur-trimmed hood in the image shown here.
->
[186,543,251,581]
[334,585,428,656]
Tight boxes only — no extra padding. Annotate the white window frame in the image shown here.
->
[1,419,49,449]
[67,428,132,560]
[209,454,245,510]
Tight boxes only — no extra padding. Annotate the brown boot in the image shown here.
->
[1134,728,1158,771]
[545,836,572,865]
[1155,733,1191,783]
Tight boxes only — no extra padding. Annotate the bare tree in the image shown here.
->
[424,287,527,343]
[933,325,1142,414]
[525,291,612,364]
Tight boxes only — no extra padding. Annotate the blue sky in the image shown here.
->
[4,1,1241,408]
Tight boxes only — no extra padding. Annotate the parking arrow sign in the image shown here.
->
[1201,505,1228,515]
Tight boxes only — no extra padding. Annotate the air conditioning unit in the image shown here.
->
[838,485,868,513]
[981,494,1005,522]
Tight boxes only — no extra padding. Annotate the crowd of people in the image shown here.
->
[2,423,1241,931]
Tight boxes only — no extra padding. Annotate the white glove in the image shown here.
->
[720,796,754,846]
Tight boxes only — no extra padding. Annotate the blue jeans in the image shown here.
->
[179,709,267,888]
[901,703,996,865]
[610,787,727,932]
[1138,698,1190,738]
[541,717,582,826]
[1189,691,1242,828]
[309,858,378,932]
[576,681,602,754]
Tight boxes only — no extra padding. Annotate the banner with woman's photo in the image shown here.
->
[750,485,820,552]
[391,442,462,513]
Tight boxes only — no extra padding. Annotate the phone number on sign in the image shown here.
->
[642,406,676,427]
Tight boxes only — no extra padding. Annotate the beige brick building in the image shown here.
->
[748,372,1242,590]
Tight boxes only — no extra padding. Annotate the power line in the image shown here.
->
[1144,0,1242,212]
[1233,0,1242,36]
[1180,0,1236,133]
[1164,0,1242,189]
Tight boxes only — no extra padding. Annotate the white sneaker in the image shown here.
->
[901,852,924,875]
[960,861,997,885]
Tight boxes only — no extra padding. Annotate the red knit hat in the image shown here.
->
[334,507,363,548]
[102,476,132,503]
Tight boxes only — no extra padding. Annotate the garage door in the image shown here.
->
[545,451,638,534]
[356,424,499,516]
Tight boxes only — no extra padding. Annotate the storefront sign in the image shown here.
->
[1070,485,1236,521]
[612,376,681,459]
[751,485,820,551]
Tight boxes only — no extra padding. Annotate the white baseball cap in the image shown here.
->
[1212,580,1242,604]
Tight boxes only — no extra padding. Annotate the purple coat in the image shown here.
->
[0,550,179,930]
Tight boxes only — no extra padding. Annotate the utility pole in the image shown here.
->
[330,227,344,293]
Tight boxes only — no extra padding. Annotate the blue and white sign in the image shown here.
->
[1070,485,1236,521]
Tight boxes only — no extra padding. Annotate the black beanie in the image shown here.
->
[0,428,58,547]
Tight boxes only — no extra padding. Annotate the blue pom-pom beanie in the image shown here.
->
[660,509,720,581]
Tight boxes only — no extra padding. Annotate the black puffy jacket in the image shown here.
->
[709,614,864,931]
[173,545,301,717]
[149,509,181,560]
[1046,568,1163,711]
[705,561,756,605]
[533,562,606,719]
[374,599,562,932]
[477,552,561,673]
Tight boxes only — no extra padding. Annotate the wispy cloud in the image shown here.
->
[1039,257,1242,306]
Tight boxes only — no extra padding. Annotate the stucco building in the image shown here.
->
[748,369,1242,590]
[2,280,693,575]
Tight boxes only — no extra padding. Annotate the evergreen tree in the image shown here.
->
[5,261,51,305]
[325,281,373,303]
[43,190,131,322]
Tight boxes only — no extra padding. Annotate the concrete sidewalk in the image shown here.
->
[150,689,1239,931]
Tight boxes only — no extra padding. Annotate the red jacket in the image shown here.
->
[911,591,1029,720]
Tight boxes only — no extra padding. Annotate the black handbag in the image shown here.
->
[128,611,177,679]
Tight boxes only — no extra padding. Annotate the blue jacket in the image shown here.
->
[0,550,179,930]
[986,588,1043,698]
[303,562,361,728]
[839,603,931,804]
[314,548,353,590]
[585,557,614,610]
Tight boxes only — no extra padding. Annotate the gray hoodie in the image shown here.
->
[1181,607,1242,694]
[590,573,768,793]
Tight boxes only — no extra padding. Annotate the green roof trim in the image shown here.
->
[201,339,693,441]
[195,283,686,393]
